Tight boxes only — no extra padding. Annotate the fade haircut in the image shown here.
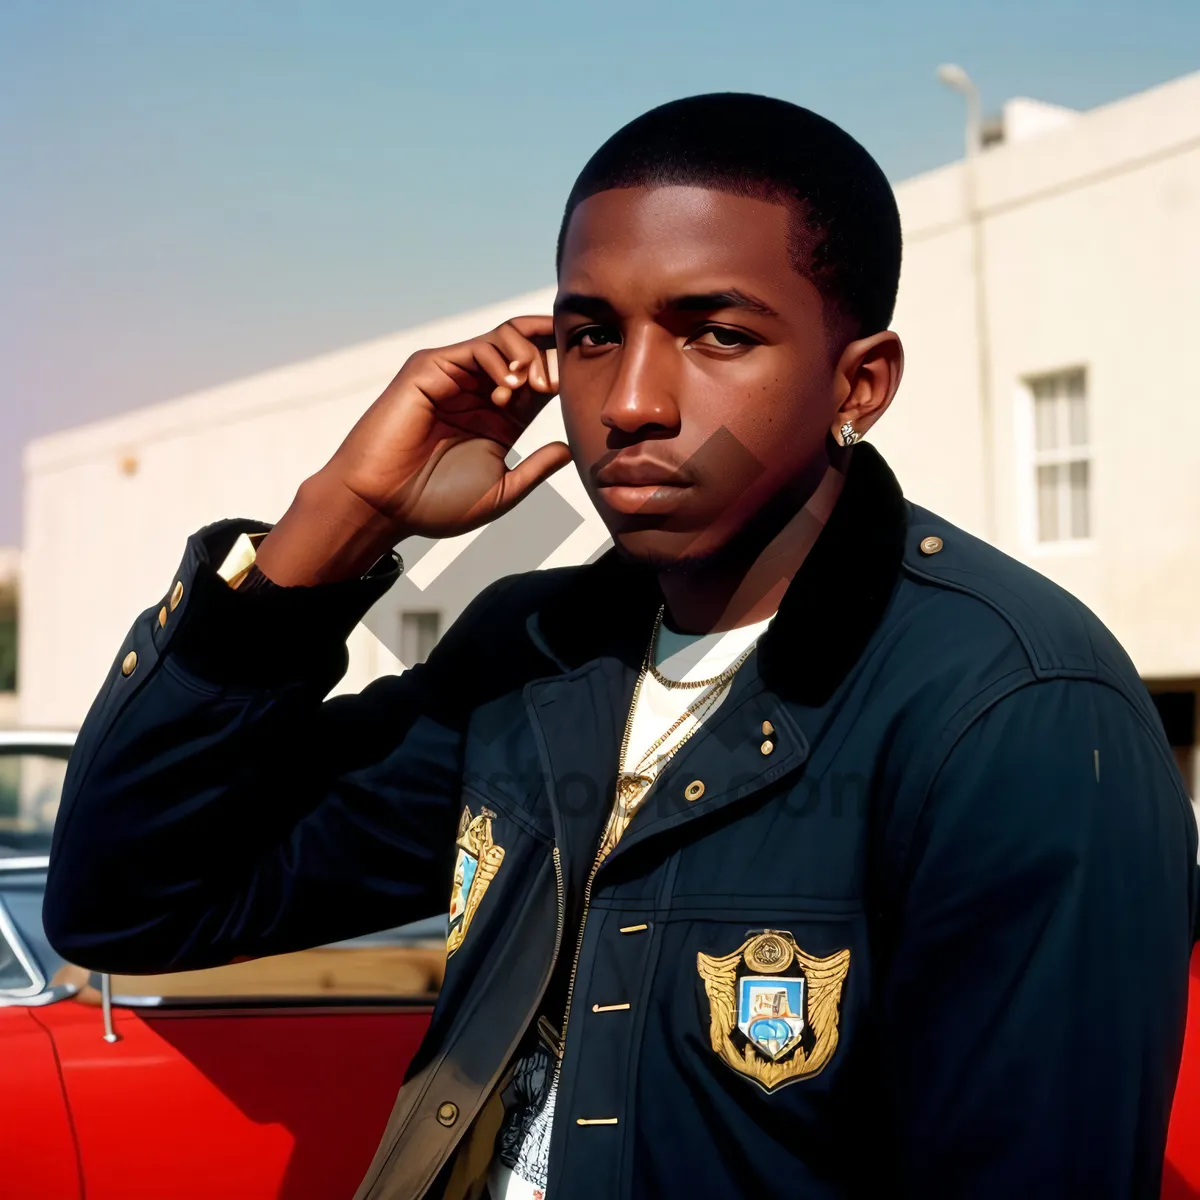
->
[556,93,903,340]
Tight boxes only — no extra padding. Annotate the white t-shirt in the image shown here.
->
[486,609,775,1200]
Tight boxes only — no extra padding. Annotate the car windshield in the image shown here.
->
[0,750,68,857]
[0,933,36,991]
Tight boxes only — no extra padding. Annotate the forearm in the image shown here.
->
[254,471,409,587]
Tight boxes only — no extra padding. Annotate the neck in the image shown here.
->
[656,459,847,635]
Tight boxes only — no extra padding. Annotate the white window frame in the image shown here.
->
[1014,367,1096,555]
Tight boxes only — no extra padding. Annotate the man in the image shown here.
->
[44,94,1197,1198]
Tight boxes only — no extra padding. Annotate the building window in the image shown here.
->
[399,610,441,666]
[0,572,15,693]
[0,615,14,693]
[1029,368,1091,542]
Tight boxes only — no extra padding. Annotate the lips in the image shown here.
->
[593,457,692,488]
[593,457,694,516]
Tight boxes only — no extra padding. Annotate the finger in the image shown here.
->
[435,338,522,393]
[505,314,554,341]
[503,376,561,435]
[468,341,523,406]
[491,322,556,395]
[490,441,573,516]
[426,322,555,406]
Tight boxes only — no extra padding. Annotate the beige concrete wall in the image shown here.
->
[876,172,988,532]
[19,286,612,727]
[874,69,1200,679]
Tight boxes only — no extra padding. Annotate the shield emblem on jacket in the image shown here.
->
[697,931,850,1092]
[446,806,505,956]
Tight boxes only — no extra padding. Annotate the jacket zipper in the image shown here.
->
[551,844,566,962]
[547,647,652,1093]
[547,843,604,1090]
[544,613,717,1125]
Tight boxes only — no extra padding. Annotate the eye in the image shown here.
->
[566,324,622,351]
[689,325,758,349]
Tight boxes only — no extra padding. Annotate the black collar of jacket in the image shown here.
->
[533,441,908,706]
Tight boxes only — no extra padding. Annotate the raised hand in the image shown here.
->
[256,316,572,585]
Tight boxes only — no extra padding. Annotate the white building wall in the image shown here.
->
[875,176,987,532]
[18,71,1200,730]
[873,69,1200,680]
[20,287,557,728]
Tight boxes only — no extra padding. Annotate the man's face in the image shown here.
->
[554,185,843,567]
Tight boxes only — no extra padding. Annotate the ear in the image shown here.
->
[829,331,904,445]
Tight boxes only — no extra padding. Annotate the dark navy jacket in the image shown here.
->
[44,446,1198,1199]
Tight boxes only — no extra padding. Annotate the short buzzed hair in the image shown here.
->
[557,93,902,340]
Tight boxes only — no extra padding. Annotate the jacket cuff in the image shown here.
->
[159,519,401,689]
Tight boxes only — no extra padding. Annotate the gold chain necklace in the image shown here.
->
[602,605,756,858]
[626,604,757,768]
[645,607,759,690]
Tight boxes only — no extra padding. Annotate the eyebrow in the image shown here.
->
[554,292,618,320]
[554,288,780,320]
[670,290,780,318]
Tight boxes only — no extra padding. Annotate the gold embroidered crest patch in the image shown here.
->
[696,930,851,1092]
[446,806,505,957]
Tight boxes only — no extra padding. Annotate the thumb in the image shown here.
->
[490,441,573,516]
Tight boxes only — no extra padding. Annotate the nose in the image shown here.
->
[599,325,680,438]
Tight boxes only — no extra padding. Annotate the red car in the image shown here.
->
[2,731,435,1200]
[2,730,1198,1198]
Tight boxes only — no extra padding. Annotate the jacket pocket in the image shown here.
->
[643,905,867,1101]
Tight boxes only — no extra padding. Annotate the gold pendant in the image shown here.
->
[616,773,653,805]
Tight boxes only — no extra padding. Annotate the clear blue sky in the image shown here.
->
[1,0,1196,544]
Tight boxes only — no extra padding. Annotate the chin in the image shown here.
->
[607,486,807,573]
[610,526,737,572]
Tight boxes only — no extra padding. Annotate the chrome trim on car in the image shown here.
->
[0,982,80,1008]
[100,973,121,1042]
[111,998,439,1018]
[0,895,47,999]
[0,856,51,873]
[0,730,76,751]
[110,992,439,1009]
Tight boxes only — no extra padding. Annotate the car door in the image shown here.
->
[3,730,440,1200]
[39,924,440,1200]
[0,736,81,1200]
[0,886,81,1200]
[1163,943,1200,1200]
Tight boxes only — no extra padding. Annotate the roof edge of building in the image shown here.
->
[896,68,1200,238]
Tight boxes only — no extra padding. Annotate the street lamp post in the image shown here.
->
[937,63,997,543]
[936,63,983,160]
